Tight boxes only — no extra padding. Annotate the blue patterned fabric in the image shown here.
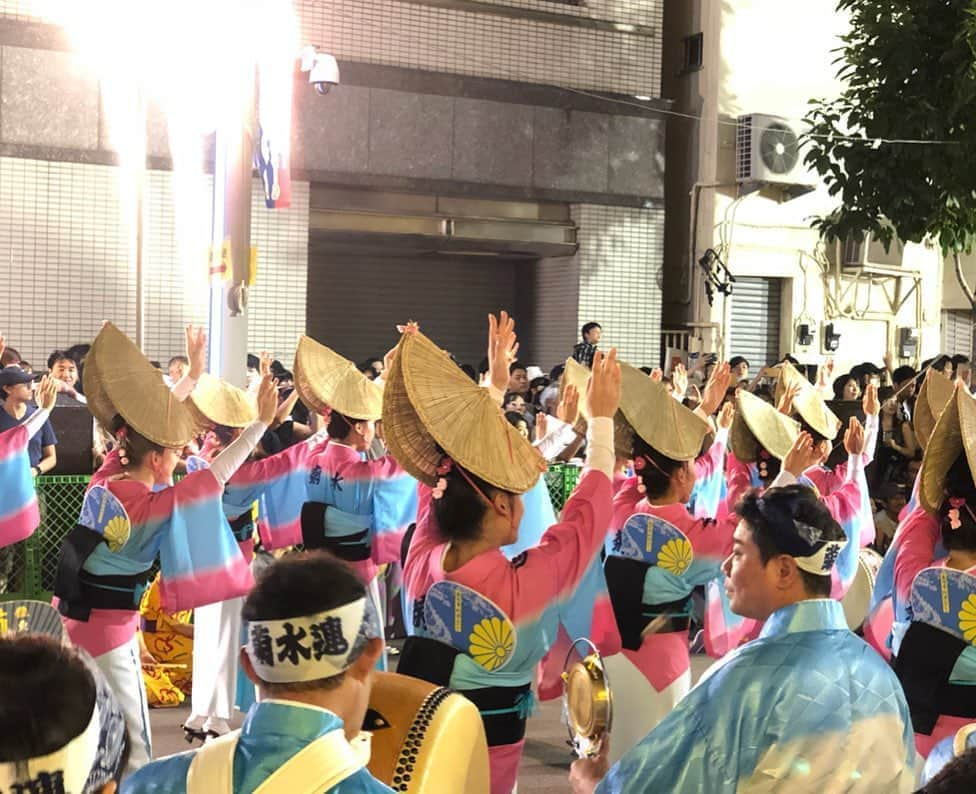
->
[121,701,393,794]
[598,600,918,793]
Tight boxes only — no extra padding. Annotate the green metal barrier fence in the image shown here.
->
[0,475,90,602]
[1,466,586,603]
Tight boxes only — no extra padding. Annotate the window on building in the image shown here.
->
[683,33,704,72]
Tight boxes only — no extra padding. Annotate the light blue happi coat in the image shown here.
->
[598,599,919,793]
[121,701,393,794]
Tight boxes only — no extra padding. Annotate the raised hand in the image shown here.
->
[587,349,621,419]
[717,401,735,430]
[534,412,548,441]
[649,368,663,382]
[557,383,580,425]
[783,431,821,477]
[700,361,732,415]
[844,417,866,456]
[185,324,208,379]
[35,376,58,412]
[0,332,5,362]
[259,351,273,379]
[862,383,880,417]
[777,382,802,416]
[672,363,688,400]
[487,311,519,393]
[256,374,279,426]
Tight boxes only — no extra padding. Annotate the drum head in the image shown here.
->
[841,549,881,631]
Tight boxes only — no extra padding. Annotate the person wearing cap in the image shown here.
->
[0,363,57,478]
[52,323,281,771]
[570,484,919,794]
[887,384,976,758]
[125,552,488,794]
[0,601,130,794]
[294,336,418,668]
[391,314,620,794]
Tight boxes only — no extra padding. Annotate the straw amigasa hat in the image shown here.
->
[730,389,800,463]
[381,328,546,493]
[914,369,955,450]
[616,361,712,462]
[561,357,592,421]
[187,372,257,428]
[293,335,383,420]
[775,362,842,441]
[919,384,975,514]
[82,323,202,448]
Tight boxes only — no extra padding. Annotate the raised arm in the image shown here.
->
[208,374,275,485]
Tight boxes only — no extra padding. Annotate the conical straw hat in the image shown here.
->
[617,361,712,461]
[914,369,954,450]
[562,357,592,421]
[293,335,383,421]
[188,372,257,428]
[82,323,201,448]
[776,362,841,441]
[919,384,976,514]
[730,389,800,463]
[382,329,546,493]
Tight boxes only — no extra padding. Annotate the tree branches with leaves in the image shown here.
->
[804,0,976,304]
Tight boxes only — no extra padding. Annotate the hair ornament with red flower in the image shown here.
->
[947,496,976,530]
[116,425,130,466]
[432,456,454,499]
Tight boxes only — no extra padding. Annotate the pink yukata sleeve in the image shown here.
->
[503,470,614,619]
[694,437,725,481]
[725,454,754,515]
[893,507,941,604]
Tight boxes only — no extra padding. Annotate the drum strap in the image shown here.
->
[186,728,370,794]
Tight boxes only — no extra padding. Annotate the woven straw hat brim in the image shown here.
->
[385,330,546,494]
[618,361,712,461]
[778,362,841,441]
[381,343,441,486]
[915,370,954,450]
[84,323,201,448]
[562,358,592,421]
[82,344,115,432]
[188,372,257,428]
[731,390,800,463]
[293,335,383,420]
[920,385,970,514]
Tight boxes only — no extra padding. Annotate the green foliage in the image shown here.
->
[805,0,976,255]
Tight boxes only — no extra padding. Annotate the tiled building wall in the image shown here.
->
[297,0,662,97]
[574,203,665,367]
[527,254,580,371]
[0,156,308,367]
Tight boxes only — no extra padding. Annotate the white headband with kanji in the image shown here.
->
[245,597,380,684]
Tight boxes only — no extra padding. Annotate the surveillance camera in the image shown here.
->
[300,46,339,96]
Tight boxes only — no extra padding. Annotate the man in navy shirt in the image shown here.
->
[0,365,56,476]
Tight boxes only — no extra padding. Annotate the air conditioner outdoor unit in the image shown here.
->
[736,114,815,190]
[837,231,903,271]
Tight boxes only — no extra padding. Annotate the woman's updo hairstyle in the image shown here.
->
[326,411,368,441]
[110,414,163,468]
[430,453,514,543]
[632,434,684,500]
[940,454,976,552]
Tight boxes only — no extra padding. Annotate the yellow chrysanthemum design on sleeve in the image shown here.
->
[658,538,693,576]
[959,594,976,645]
[468,617,514,671]
[103,515,131,553]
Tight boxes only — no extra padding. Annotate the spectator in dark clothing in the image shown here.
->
[572,322,602,368]
[0,365,56,475]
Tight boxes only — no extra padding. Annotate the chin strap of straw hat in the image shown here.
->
[434,456,518,534]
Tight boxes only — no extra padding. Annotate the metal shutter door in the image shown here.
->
[941,310,974,357]
[729,278,782,367]
[306,253,522,367]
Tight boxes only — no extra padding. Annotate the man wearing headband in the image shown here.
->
[124,552,393,793]
[571,484,919,793]
[0,601,129,794]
